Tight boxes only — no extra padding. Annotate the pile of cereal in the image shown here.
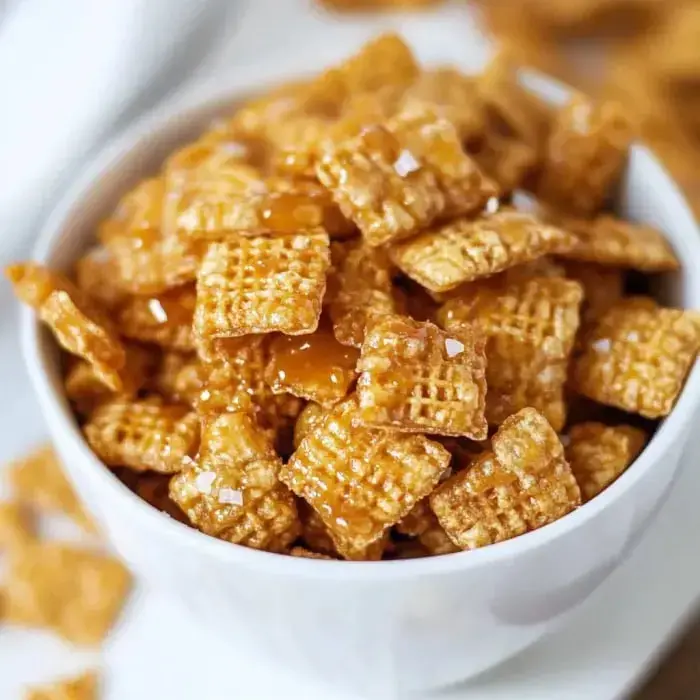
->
[9,35,699,562]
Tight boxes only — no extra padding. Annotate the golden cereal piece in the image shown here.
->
[5,541,131,646]
[565,422,647,501]
[572,298,700,418]
[7,263,126,391]
[332,530,390,561]
[293,403,325,450]
[395,499,434,537]
[430,408,581,549]
[194,233,330,338]
[0,501,33,551]
[74,246,128,310]
[290,547,334,560]
[555,214,679,272]
[560,261,625,323]
[538,97,634,216]
[265,325,359,406]
[169,412,299,551]
[84,398,200,473]
[148,351,197,402]
[118,285,196,352]
[25,671,98,700]
[8,446,94,532]
[390,209,576,293]
[356,315,488,439]
[438,276,583,431]
[316,105,493,247]
[418,516,460,555]
[328,243,396,348]
[281,397,450,551]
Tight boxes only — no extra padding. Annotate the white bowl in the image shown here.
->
[22,70,700,698]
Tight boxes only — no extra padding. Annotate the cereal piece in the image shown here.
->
[572,298,700,418]
[194,233,330,338]
[438,276,583,430]
[299,501,338,555]
[418,516,460,555]
[560,261,625,323]
[566,422,647,501]
[83,398,200,473]
[281,397,450,551]
[290,546,333,560]
[395,499,434,537]
[5,541,131,645]
[317,105,493,247]
[333,530,390,561]
[356,315,488,439]
[293,403,325,450]
[74,246,128,310]
[538,97,634,216]
[0,501,33,551]
[25,671,98,700]
[8,446,94,532]
[6,263,126,391]
[265,325,359,406]
[390,209,576,293]
[328,243,396,347]
[118,285,196,352]
[555,214,679,272]
[430,408,581,549]
[169,412,299,551]
[148,351,197,402]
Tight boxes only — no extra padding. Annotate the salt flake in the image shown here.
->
[444,338,465,357]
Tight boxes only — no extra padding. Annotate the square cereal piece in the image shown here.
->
[390,208,576,293]
[280,397,450,551]
[430,408,581,550]
[83,397,200,473]
[572,298,700,418]
[6,263,126,391]
[565,422,647,501]
[8,446,94,532]
[264,325,360,406]
[0,501,33,551]
[316,105,493,247]
[194,233,330,338]
[5,542,131,645]
[538,97,634,216]
[25,671,98,700]
[555,214,679,272]
[74,246,128,311]
[437,277,584,431]
[169,412,299,551]
[356,315,488,439]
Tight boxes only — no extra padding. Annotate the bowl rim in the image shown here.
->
[21,67,700,581]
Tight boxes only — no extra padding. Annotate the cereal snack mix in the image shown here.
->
[25,671,98,700]
[572,298,700,418]
[281,398,450,555]
[5,542,131,645]
[356,315,488,438]
[169,412,300,551]
[565,422,647,501]
[390,207,575,293]
[430,409,581,549]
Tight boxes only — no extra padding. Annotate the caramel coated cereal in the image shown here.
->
[566,422,647,501]
[438,276,583,430]
[169,412,299,551]
[293,403,325,450]
[0,501,33,551]
[25,671,98,700]
[430,409,581,549]
[5,542,131,645]
[390,208,575,293]
[561,261,625,323]
[194,233,330,338]
[572,298,700,418]
[84,398,200,473]
[356,315,488,438]
[74,246,127,311]
[281,397,450,553]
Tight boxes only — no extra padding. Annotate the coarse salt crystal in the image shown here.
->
[592,338,611,353]
[218,487,243,505]
[394,149,420,177]
[444,338,465,357]
[485,196,500,215]
[147,298,168,324]
[194,471,216,495]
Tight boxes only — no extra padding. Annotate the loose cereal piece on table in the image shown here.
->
[281,397,450,553]
[316,105,493,247]
[169,412,299,551]
[194,233,330,338]
[265,325,360,406]
[0,501,33,551]
[25,671,98,700]
[560,261,625,323]
[290,547,334,560]
[6,263,126,391]
[572,298,700,418]
[555,214,679,272]
[8,446,94,532]
[438,276,583,431]
[538,97,634,216]
[430,408,581,549]
[565,422,647,501]
[328,243,396,347]
[356,315,488,439]
[84,398,200,473]
[5,542,130,645]
[390,208,576,293]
